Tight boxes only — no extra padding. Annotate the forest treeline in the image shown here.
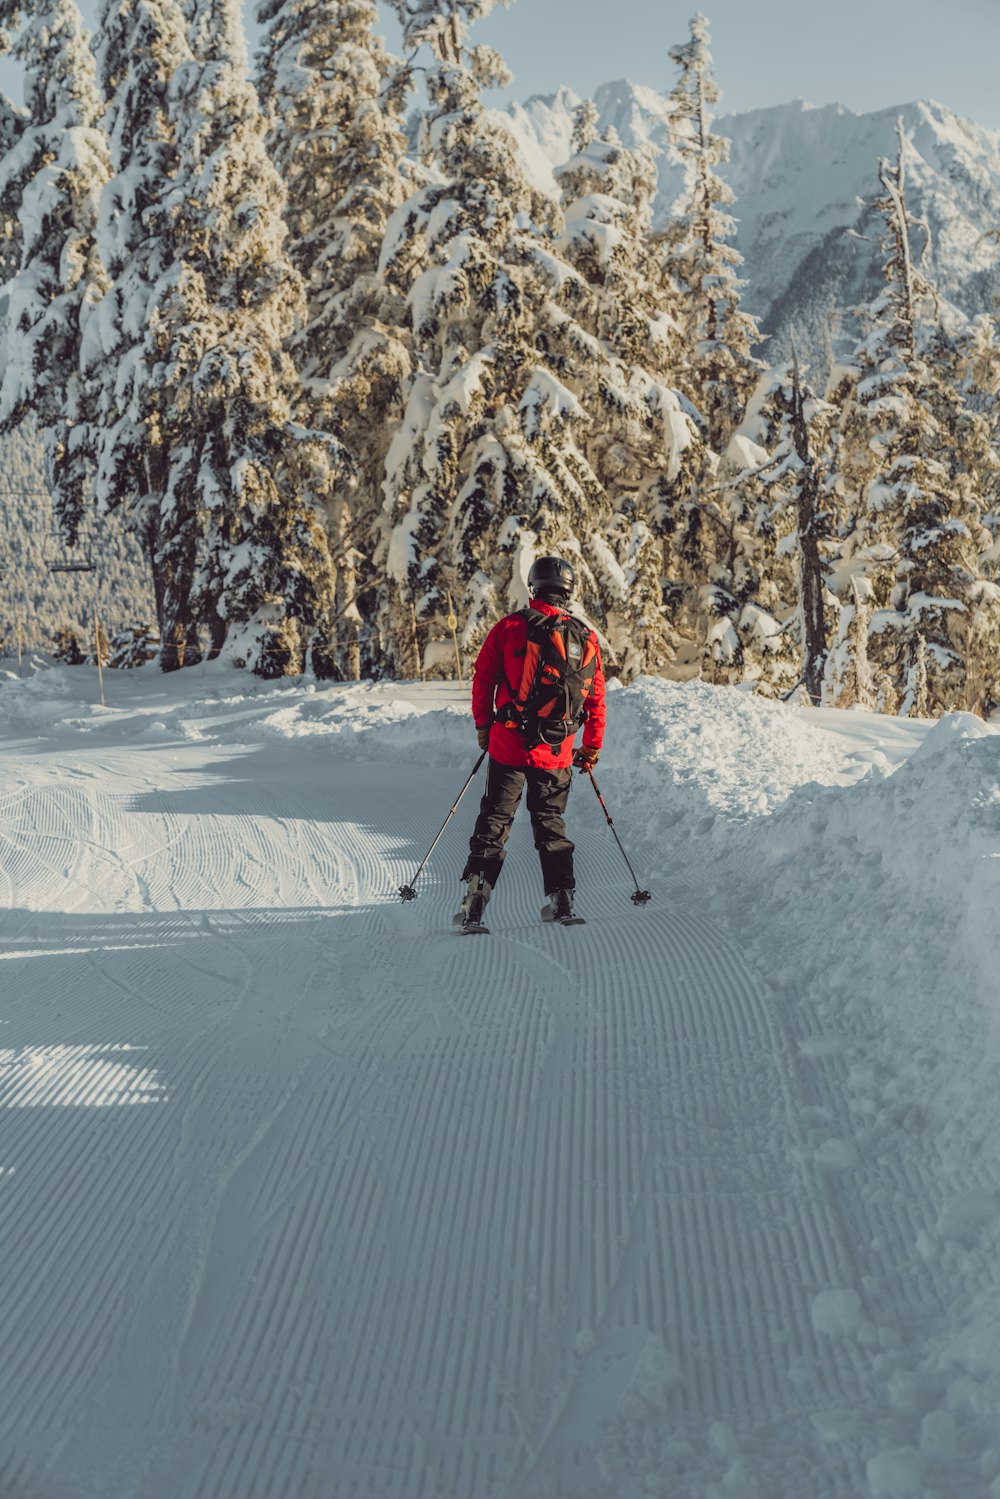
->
[1,0,998,714]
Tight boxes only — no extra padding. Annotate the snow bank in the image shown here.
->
[0,666,856,794]
[252,689,473,767]
[580,683,1000,1097]
[723,711,1000,1026]
[0,659,92,732]
[596,677,854,874]
[0,666,475,766]
[571,682,1000,1080]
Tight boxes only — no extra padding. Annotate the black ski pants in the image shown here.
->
[463,757,575,893]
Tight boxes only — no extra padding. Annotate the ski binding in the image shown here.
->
[541,903,586,927]
[453,912,490,936]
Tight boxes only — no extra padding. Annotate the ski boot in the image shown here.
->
[455,873,492,935]
[541,887,586,926]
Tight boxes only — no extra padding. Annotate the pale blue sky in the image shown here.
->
[379,0,1000,128]
[4,0,999,129]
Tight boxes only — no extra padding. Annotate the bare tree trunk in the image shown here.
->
[158,512,201,672]
[798,518,826,705]
[142,444,169,640]
[790,349,827,704]
[332,493,360,681]
[206,613,226,660]
[833,579,875,710]
[160,617,201,673]
[146,529,165,640]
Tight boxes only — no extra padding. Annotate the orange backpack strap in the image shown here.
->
[514,638,542,710]
[579,632,597,695]
[512,609,549,710]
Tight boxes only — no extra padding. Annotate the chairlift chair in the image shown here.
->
[47,533,95,574]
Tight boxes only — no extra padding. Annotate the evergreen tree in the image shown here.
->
[780,352,836,702]
[690,409,783,688]
[380,0,621,674]
[831,123,999,715]
[571,98,600,155]
[0,93,28,287]
[554,119,706,676]
[0,0,110,542]
[52,622,86,664]
[108,622,161,668]
[825,575,875,709]
[730,351,838,699]
[924,316,1000,715]
[662,14,761,454]
[652,13,769,684]
[148,0,345,672]
[82,0,193,642]
[255,0,413,678]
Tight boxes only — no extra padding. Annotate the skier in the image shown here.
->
[457,555,606,933]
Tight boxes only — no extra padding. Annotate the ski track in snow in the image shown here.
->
[0,684,994,1498]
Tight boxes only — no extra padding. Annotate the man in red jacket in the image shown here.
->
[459,555,606,930]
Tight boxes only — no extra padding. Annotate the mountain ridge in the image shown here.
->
[494,84,1000,369]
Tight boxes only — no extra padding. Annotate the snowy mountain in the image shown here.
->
[498,85,1000,368]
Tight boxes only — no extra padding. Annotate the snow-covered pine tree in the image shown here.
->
[571,98,600,155]
[831,123,998,715]
[726,350,838,699]
[554,115,707,677]
[0,93,28,286]
[380,0,621,674]
[684,404,781,688]
[82,0,193,641]
[779,351,836,702]
[652,13,771,685]
[824,574,875,709]
[255,0,413,679]
[148,0,345,673]
[0,0,109,543]
[923,316,1000,715]
[662,13,761,455]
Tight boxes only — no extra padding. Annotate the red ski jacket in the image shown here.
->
[471,600,606,770]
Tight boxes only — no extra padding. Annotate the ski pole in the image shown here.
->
[585,768,651,906]
[398,751,487,901]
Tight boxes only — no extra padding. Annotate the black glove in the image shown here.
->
[573,745,600,772]
[476,724,492,751]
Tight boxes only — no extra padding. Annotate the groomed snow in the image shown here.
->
[1,661,999,1497]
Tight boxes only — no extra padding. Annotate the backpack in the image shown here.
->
[503,608,599,750]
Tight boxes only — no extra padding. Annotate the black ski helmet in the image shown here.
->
[528,555,575,598]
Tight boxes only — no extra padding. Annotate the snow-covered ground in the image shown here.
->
[2,660,999,1499]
